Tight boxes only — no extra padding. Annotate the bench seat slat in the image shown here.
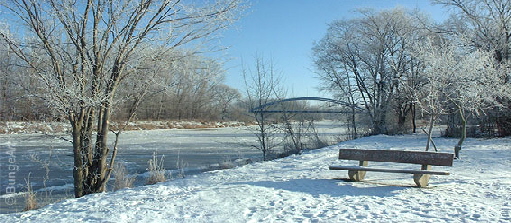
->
[329,165,450,175]
[338,149,454,166]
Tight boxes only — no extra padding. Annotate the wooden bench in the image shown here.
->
[329,149,454,187]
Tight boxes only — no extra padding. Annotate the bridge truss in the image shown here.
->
[249,97,364,114]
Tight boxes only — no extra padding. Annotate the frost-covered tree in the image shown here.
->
[0,0,244,197]
[312,20,361,137]
[313,8,429,134]
[125,52,230,121]
[433,0,511,62]
[433,0,511,135]
[414,36,499,158]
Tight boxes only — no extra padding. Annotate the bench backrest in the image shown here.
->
[338,149,454,166]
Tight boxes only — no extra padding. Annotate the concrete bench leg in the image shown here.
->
[413,165,431,187]
[348,161,368,181]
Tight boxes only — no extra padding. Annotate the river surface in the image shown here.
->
[0,121,348,214]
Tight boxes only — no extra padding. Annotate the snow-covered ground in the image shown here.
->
[1,134,510,222]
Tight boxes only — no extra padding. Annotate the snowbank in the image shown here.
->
[0,134,509,222]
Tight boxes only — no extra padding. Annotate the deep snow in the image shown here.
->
[0,134,510,222]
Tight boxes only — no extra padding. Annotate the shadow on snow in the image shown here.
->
[231,178,406,198]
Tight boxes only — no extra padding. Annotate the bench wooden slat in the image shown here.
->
[329,165,450,175]
[338,149,454,166]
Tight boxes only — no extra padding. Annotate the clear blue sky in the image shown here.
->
[219,0,450,98]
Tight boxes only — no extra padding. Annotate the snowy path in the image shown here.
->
[1,134,510,222]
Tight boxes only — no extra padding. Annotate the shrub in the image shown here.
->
[113,162,136,191]
[23,175,38,211]
[146,152,166,185]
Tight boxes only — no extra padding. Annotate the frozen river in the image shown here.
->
[0,122,348,213]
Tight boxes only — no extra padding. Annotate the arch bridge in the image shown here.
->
[249,97,364,114]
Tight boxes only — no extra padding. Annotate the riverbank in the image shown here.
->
[0,120,251,134]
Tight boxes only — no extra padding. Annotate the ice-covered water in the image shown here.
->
[0,122,348,213]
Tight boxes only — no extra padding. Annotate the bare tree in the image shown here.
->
[212,84,242,120]
[243,56,283,161]
[1,0,244,197]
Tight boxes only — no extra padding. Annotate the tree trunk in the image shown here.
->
[258,113,268,161]
[425,114,438,152]
[454,109,467,159]
[70,102,114,198]
[397,114,407,133]
[351,106,358,139]
[70,107,95,198]
[91,103,111,193]
[374,109,388,135]
[411,104,417,133]
[71,117,85,198]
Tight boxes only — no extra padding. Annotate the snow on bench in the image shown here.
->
[329,149,454,187]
